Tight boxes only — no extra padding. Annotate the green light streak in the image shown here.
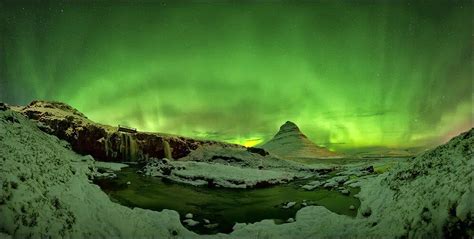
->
[1,1,472,151]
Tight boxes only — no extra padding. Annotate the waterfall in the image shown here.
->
[128,134,138,161]
[104,133,111,158]
[119,133,137,161]
[163,140,173,159]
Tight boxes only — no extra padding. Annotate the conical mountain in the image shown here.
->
[261,121,341,159]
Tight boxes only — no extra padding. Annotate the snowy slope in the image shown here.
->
[1,105,472,238]
[230,128,474,238]
[261,121,342,159]
[0,109,196,238]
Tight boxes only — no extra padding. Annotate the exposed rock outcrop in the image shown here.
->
[14,100,240,162]
[261,121,341,159]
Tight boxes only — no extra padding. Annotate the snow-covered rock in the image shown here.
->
[282,202,297,209]
[323,181,339,188]
[183,219,199,227]
[143,159,298,188]
[339,189,350,195]
[301,180,323,190]
[141,144,336,188]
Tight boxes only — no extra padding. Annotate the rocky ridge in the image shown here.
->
[11,100,243,162]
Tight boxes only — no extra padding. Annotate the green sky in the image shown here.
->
[0,0,472,151]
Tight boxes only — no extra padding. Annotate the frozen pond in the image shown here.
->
[94,166,360,234]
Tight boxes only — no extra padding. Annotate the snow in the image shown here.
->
[1,107,472,238]
[229,128,474,238]
[340,189,350,195]
[94,161,129,171]
[18,100,117,133]
[301,180,323,190]
[183,219,200,227]
[143,160,297,188]
[282,202,297,209]
[141,145,333,188]
[0,110,196,238]
[177,144,317,171]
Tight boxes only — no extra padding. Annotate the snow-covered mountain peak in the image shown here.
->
[262,121,341,159]
[278,121,300,132]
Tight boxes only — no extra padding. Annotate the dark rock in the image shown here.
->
[363,165,375,173]
[361,207,372,217]
[211,155,243,162]
[246,147,269,156]
[5,115,19,124]
[0,102,9,111]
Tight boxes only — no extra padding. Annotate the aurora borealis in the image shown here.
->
[0,1,472,151]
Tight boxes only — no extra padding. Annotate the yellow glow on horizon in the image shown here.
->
[228,138,264,147]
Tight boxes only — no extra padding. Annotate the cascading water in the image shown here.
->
[120,133,137,161]
[163,140,173,159]
[104,132,138,161]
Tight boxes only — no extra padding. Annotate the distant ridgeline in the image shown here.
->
[13,101,237,162]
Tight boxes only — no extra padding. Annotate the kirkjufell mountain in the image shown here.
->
[261,121,342,159]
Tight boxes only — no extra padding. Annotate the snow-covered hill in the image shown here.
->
[261,121,342,159]
[0,108,195,238]
[232,128,474,238]
[1,104,472,238]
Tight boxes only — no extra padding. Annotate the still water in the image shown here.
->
[94,166,360,234]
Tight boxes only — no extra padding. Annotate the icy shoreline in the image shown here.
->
[1,109,472,238]
[140,145,332,188]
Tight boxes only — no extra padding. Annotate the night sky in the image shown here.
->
[0,1,472,151]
